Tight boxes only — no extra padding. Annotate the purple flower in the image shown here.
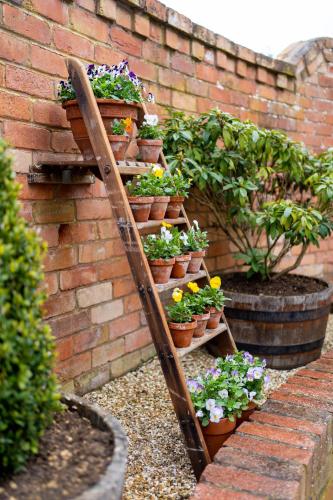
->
[187,379,199,393]
[218,389,228,399]
[205,399,216,411]
[253,367,264,379]
[231,369,239,377]
[206,368,221,379]
[243,351,254,364]
[243,388,256,401]
[264,375,270,388]
[196,410,204,418]
[246,368,255,381]
[147,92,155,103]
[225,354,234,362]
[210,406,224,423]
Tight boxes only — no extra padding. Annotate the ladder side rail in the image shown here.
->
[66,57,211,479]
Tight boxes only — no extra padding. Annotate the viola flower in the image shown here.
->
[187,379,199,393]
[210,406,224,423]
[123,117,132,134]
[205,399,216,411]
[243,388,256,401]
[218,389,228,399]
[179,232,188,245]
[147,92,155,103]
[172,288,183,303]
[206,368,221,379]
[152,165,164,178]
[160,226,173,243]
[193,220,199,230]
[246,368,255,381]
[210,276,221,289]
[225,354,234,362]
[253,367,264,379]
[231,369,239,377]
[187,281,200,293]
[161,221,173,228]
[144,114,159,126]
[243,351,254,364]
[196,410,204,418]
[264,374,270,388]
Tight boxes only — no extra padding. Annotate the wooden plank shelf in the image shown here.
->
[137,217,186,230]
[177,323,228,357]
[156,270,206,293]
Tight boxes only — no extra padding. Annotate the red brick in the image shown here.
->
[59,222,98,245]
[270,390,333,412]
[143,40,170,68]
[209,86,231,103]
[113,277,136,298]
[236,60,248,78]
[44,246,77,272]
[97,219,118,239]
[94,45,123,65]
[56,351,91,380]
[145,0,167,22]
[60,264,98,290]
[19,201,33,223]
[282,381,333,402]
[44,272,59,296]
[6,66,55,100]
[92,338,125,367]
[186,78,208,97]
[43,291,76,318]
[249,97,268,113]
[17,175,53,200]
[3,4,51,44]
[56,336,74,361]
[288,375,333,393]
[250,411,325,436]
[51,131,79,153]
[134,13,150,38]
[158,68,185,91]
[192,483,259,500]
[76,199,112,220]
[70,7,109,43]
[115,4,132,29]
[172,53,195,76]
[0,91,31,121]
[124,326,151,353]
[0,64,4,87]
[196,63,218,83]
[172,91,197,112]
[111,26,142,57]
[202,464,300,499]
[4,121,51,151]
[165,28,189,54]
[33,200,75,223]
[54,26,94,59]
[31,0,69,24]
[48,310,90,339]
[73,325,109,354]
[108,312,141,341]
[31,46,67,78]
[149,20,163,43]
[239,421,316,449]
[319,75,333,87]
[33,101,68,128]
[127,57,157,83]
[0,31,30,64]
[124,292,141,313]
[79,239,124,263]
[97,256,130,280]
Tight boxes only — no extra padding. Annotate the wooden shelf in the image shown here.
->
[156,270,206,293]
[137,217,186,230]
[177,323,228,357]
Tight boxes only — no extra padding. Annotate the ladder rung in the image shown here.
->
[156,270,207,293]
[136,217,186,231]
[177,323,228,357]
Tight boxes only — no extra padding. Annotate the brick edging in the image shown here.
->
[192,351,333,499]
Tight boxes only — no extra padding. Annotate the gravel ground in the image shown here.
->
[86,315,333,500]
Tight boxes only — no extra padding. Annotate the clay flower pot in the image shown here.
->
[148,257,175,284]
[236,402,257,427]
[128,196,154,223]
[109,135,129,161]
[168,320,197,348]
[207,306,224,329]
[137,139,163,163]
[149,196,170,220]
[171,254,191,279]
[187,250,206,273]
[63,99,140,159]
[165,196,185,219]
[192,311,210,338]
[201,418,236,459]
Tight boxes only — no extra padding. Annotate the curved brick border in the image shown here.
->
[192,350,333,499]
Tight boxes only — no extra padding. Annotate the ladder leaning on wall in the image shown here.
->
[66,56,237,479]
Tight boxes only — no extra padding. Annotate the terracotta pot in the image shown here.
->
[128,196,154,223]
[168,320,197,348]
[137,139,163,163]
[207,306,224,329]
[187,250,206,274]
[192,311,210,338]
[201,418,236,459]
[109,135,129,161]
[63,99,139,159]
[171,254,191,279]
[165,196,185,219]
[149,196,170,220]
[148,257,175,284]
[236,402,257,427]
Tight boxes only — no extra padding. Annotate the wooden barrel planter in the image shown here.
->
[222,279,333,369]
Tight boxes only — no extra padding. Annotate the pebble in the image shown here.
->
[86,315,333,499]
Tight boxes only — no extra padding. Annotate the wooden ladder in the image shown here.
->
[66,57,237,479]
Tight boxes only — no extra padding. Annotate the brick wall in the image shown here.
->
[1,0,333,392]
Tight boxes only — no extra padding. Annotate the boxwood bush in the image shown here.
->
[0,140,60,475]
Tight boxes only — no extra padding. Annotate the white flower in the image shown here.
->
[209,406,224,423]
[193,220,199,230]
[149,234,156,240]
[144,114,159,126]
[160,226,173,243]
[196,410,204,418]
[179,232,188,245]
[205,399,216,411]
[218,389,228,399]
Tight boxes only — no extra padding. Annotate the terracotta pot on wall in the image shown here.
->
[187,250,206,273]
[168,320,197,348]
[149,196,170,220]
[192,311,210,337]
[148,257,175,284]
[128,196,154,222]
[236,402,257,427]
[137,139,163,163]
[207,307,224,329]
[63,99,139,159]
[201,418,236,459]
[109,135,129,161]
[165,196,185,219]
[171,254,191,279]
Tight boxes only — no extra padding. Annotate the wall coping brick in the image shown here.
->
[192,349,333,499]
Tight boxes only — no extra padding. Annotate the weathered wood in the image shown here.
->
[136,217,186,231]
[156,270,207,293]
[66,57,211,479]
[27,171,95,184]
[177,324,227,357]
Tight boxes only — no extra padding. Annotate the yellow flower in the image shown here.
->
[152,166,164,178]
[187,281,200,293]
[161,221,173,228]
[123,117,132,134]
[172,288,183,303]
[210,276,221,289]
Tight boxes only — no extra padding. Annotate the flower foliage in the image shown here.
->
[163,109,333,280]
[167,288,193,323]
[58,60,155,104]
[138,114,164,140]
[142,226,181,260]
[185,220,209,252]
[0,141,61,475]
[112,118,132,136]
[188,351,269,426]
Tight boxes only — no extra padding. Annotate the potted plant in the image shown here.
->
[184,221,209,273]
[168,225,192,279]
[187,362,248,459]
[142,226,180,284]
[164,109,333,369]
[201,276,230,329]
[126,172,156,223]
[164,169,191,219]
[148,165,170,220]
[137,114,164,163]
[166,288,197,348]
[58,60,154,159]
[109,118,132,161]
[185,282,211,337]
